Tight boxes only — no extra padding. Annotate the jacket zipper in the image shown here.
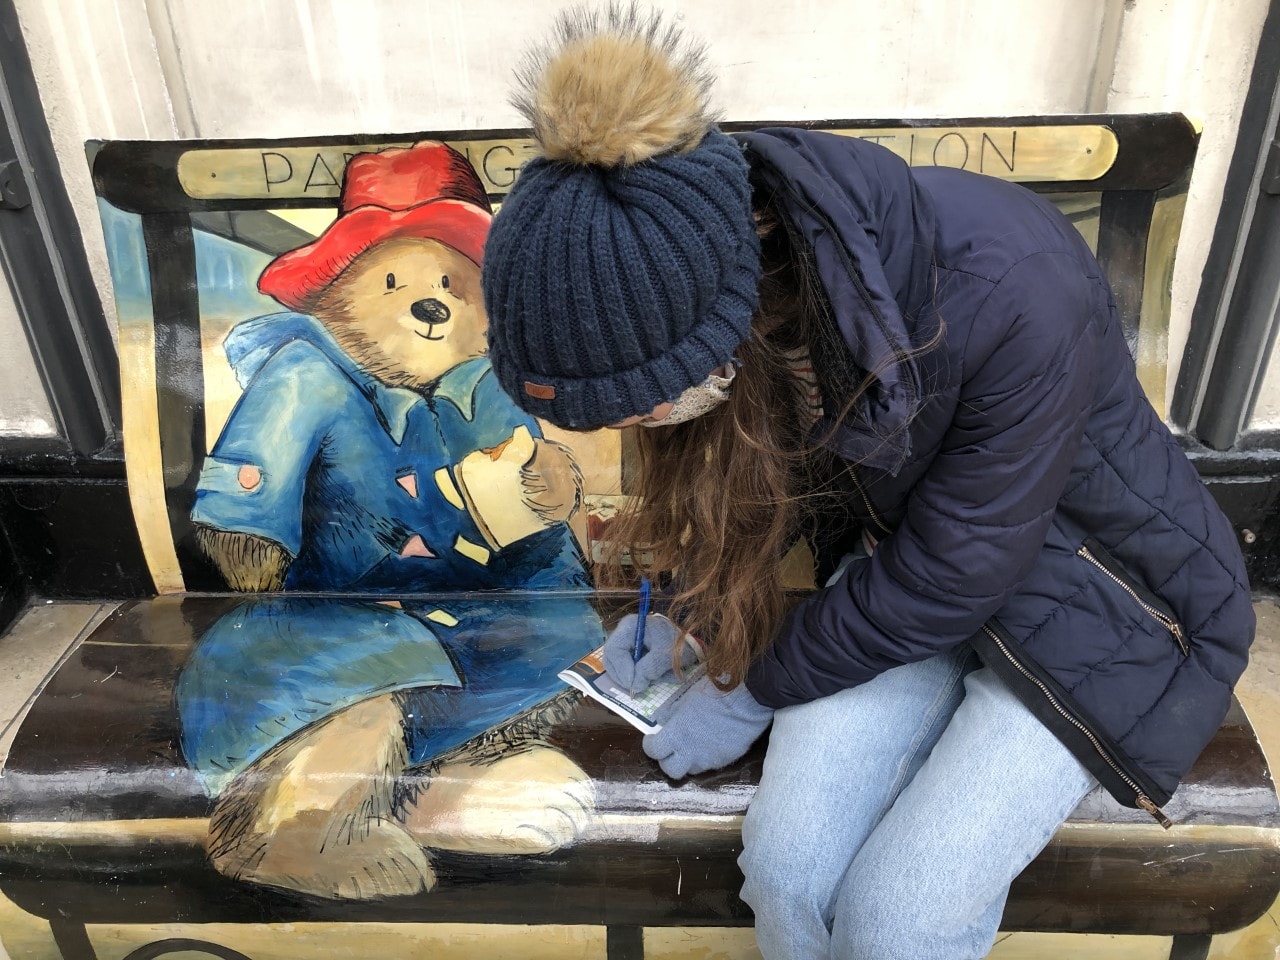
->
[1077,544,1189,656]
[848,466,892,537]
[981,623,1173,829]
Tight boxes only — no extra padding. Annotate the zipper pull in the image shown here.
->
[1078,545,1189,656]
[1137,794,1174,829]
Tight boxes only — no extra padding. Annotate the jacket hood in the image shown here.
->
[736,128,937,473]
[222,312,425,444]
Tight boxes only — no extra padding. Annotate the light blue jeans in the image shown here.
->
[738,642,1098,959]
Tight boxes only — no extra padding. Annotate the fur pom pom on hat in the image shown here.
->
[512,4,716,167]
[484,4,761,430]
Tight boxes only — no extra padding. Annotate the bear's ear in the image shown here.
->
[512,5,716,168]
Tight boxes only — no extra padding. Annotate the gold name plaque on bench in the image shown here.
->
[175,125,1119,201]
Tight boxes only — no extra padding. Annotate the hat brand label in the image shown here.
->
[524,381,557,400]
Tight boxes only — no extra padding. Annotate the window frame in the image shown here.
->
[1171,0,1280,452]
[0,0,121,472]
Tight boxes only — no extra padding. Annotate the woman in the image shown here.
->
[481,7,1255,958]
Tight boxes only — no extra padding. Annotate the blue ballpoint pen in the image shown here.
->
[630,577,652,697]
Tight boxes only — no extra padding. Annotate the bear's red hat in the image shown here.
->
[258,141,492,311]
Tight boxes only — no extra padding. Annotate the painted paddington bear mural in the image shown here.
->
[176,142,604,899]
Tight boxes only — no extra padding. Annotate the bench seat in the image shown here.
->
[1,596,1278,960]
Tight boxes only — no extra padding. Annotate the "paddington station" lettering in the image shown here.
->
[175,125,1118,202]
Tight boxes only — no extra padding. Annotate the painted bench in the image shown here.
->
[1,115,1278,960]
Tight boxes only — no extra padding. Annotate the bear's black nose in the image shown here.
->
[411,299,450,325]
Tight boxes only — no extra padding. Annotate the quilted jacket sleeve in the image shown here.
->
[746,252,1104,707]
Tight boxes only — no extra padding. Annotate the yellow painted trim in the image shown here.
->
[0,818,208,845]
[829,125,1118,182]
[177,139,539,200]
[453,535,491,566]
[424,608,460,627]
[118,311,185,593]
[434,466,465,510]
[1048,820,1280,849]
[2,816,1277,850]
[176,125,1118,201]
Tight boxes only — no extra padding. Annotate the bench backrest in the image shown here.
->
[89,114,1198,595]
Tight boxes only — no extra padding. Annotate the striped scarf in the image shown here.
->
[782,344,825,423]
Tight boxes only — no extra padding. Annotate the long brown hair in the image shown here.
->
[597,202,874,688]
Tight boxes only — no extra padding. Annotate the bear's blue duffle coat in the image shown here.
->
[739,128,1255,817]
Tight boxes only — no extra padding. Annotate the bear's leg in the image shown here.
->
[401,745,596,854]
[206,691,434,900]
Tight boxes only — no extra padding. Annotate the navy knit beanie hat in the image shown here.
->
[483,5,761,430]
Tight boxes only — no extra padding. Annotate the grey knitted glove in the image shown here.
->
[642,676,774,779]
[603,613,697,689]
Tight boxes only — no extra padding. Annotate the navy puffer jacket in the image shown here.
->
[739,128,1254,820]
